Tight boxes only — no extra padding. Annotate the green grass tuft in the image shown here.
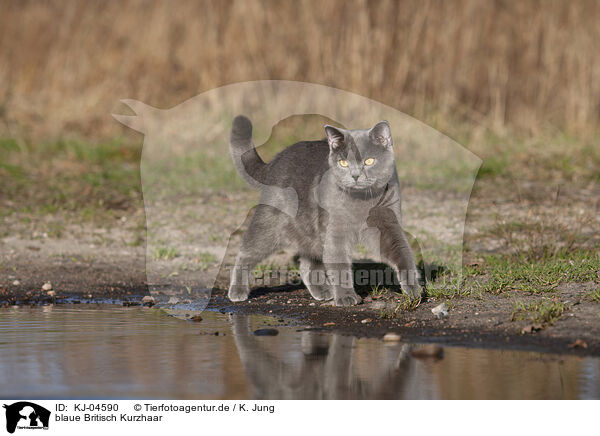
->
[588,289,600,303]
[511,299,567,325]
[154,246,179,260]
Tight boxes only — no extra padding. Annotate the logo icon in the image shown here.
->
[3,402,50,434]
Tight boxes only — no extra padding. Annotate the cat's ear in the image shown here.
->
[369,120,392,147]
[324,125,345,151]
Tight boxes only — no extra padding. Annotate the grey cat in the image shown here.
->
[227,115,421,306]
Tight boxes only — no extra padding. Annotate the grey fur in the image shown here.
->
[228,115,421,306]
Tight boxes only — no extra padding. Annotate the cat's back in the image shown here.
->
[264,140,329,186]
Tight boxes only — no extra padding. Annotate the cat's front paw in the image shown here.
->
[402,284,422,300]
[228,284,250,302]
[305,284,334,301]
[321,288,334,300]
[334,292,362,307]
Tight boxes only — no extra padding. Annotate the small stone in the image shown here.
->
[190,315,203,322]
[12,280,20,286]
[382,333,402,342]
[253,328,279,336]
[412,345,444,359]
[361,318,372,324]
[308,302,316,307]
[41,282,52,291]
[521,324,543,334]
[168,297,180,304]
[266,299,276,304]
[431,302,449,319]
[568,339,588,349]
[141,295,155,306]
[323,322,335,326]
[286,300,292,304]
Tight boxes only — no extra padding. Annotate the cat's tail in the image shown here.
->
[230,115,267,188]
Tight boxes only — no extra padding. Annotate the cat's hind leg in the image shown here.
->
[228,206,285,302]
[299,257,333,301]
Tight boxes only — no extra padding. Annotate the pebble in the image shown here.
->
[12,280,20,286]
[190,315,203,322]
[361,318,372,324]
[253,328,279,336]
[382,332,402,342]
[41,282,52,291]
[286,300,292,304]
[168,297,180,304]
[568,339,588,349]
[411,345,444,359]
[266,299,276,304]
[308,302,316,307]
[431,302,449,319]
[141,296,156,306]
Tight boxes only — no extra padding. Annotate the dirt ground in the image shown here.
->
[2,176,599,357]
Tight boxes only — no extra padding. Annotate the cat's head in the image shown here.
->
[324,121,396,192]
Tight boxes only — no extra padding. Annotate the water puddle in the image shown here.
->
[0,305,598,399]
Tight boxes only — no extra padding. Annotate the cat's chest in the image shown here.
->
[321,196,374,225]
[313,181,386,227]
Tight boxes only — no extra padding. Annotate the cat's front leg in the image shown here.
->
[299,257,333,300]
[366,207,422,299]
[323,229,361,306]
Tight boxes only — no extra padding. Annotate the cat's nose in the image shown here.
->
[351,173,360,181]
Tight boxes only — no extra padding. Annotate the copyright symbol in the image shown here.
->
[134,404,142,411]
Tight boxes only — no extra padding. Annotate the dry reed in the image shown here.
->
[1,0,599,139]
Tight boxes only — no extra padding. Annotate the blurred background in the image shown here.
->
[2,0,599,215]
[1,0,599,139]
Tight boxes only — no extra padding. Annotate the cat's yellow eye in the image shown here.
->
[364,157,375,166]
[339,159,349,167]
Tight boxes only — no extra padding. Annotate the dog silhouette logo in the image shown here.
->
[3,402,50,434]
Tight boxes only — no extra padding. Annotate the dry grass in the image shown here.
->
[1,0,600,140]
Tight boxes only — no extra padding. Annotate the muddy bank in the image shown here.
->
[205,287,600,357]
[2,259,598,357]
